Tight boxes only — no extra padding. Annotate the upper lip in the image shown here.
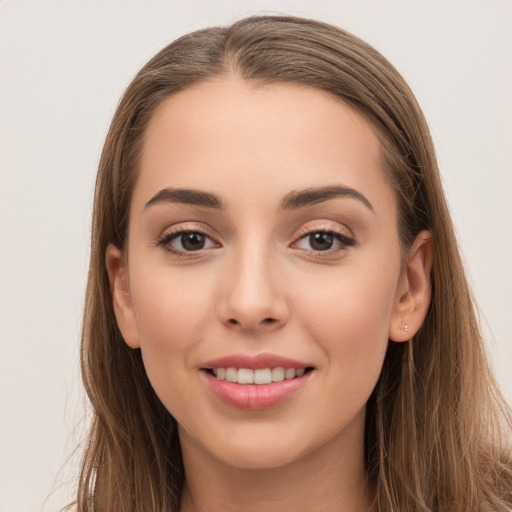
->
[201,353,313,370]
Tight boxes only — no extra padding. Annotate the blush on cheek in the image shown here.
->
[134,273,213,348]
[298,275,393,387]
[137,308,203,354]
[137,329,197,418]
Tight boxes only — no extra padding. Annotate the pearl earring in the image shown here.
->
[404,324,409,333]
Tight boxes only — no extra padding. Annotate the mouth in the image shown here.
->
[204,366,315,385]
[200,353,315,409]
[202,367,314,410]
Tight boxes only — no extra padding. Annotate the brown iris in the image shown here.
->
[309,232,334,251]
[181,232,206,251]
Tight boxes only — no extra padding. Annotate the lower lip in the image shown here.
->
[202,371,312,410]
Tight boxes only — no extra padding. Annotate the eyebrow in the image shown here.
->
[144,187,226,210]
[280,185,374,212]
[144,184,374,213]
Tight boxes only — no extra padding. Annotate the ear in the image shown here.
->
[105,244,141,349]
[389,230,433,342]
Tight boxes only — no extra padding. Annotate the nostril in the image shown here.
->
[226,317,276,328]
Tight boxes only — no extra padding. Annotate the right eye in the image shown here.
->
[157,230,218,255]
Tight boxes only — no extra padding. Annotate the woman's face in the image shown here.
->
[109,77,411,469]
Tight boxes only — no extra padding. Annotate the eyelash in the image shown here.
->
[293,228,355,257]
[156,226,355,258]
[156,228,218,257]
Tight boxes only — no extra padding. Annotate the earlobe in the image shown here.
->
[389,231,434,342]
[105,244,141,349]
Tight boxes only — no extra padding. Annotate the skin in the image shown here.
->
[107,77,433,512]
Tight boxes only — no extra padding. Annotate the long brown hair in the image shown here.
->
[76,15,512,511]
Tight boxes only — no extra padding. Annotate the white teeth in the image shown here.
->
[285,368,296,380]
[237,368,254,384]
[225,367,238,383]
[254,368,272,384]
[211,367,308,384]
[271,367,285,382]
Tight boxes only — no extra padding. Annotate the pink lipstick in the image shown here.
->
[200,353,314,410]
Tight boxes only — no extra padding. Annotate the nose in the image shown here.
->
[217,246,289,332]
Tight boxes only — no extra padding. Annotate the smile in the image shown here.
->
[209,367,311,384]
[201,354,315,409]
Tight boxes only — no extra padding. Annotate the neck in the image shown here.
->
[179,410,374,512]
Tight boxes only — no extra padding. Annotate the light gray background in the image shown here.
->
[1,1,511,510]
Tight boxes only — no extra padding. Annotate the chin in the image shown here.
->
[214,442,306,470]
[205,419,340,471]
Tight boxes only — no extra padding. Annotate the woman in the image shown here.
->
[76,15,512,511]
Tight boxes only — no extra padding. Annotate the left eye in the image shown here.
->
[163,231,217,252]
[294,231,353,251]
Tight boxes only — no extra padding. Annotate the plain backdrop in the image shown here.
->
[1,1,511,510]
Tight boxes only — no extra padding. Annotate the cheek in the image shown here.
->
[133,266,213,348]
[297,259,398,338]
[294,260,399,393]
[129,267,215,402]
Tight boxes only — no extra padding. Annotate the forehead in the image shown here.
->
[134,77,392,215]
